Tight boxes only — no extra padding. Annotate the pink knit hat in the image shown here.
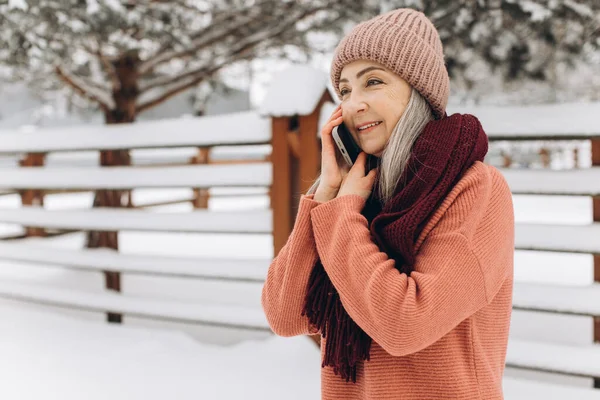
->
[330,8,449,120]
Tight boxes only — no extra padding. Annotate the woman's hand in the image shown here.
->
[336,152,378,202]
[313,105,351,203]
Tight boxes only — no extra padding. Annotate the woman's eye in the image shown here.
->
[340,88,349,96]
[367,79,382,86]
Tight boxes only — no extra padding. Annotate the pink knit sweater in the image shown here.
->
[261,161,514,399]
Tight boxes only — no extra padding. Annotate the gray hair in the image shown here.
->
[306,87,434,205]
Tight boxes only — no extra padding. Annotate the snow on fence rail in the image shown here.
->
[0,163,272,189]
[0,241,269,282]
[0,110,271,154]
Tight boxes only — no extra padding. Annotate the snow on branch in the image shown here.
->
[563,0,595,18]
[138,0,296,76]
[138,3,324,101]
[55,66,115,111]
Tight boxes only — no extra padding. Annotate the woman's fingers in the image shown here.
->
[348,152,367,174]
[321,109,343,160]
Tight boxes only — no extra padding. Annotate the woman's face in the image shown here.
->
[338,60,412,157]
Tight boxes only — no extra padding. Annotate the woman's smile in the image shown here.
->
[357,121,382,134]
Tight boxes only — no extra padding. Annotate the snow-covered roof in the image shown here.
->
[0,242,270,282]
[259,65,332,117]
[501,167,600,196]
[0,163,272,189]
[0,207,272,233]
[448,102,600,139]
[0,110,271,154]
[515,223,600,254]
[513,282,600,317]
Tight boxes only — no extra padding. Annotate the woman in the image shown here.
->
[261,8,514,400]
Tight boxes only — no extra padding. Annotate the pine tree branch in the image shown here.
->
[87,39,121,91]
[138,0,293,75]
[55,66,114,112]
[136,70,212,115]
[139,3,323,96]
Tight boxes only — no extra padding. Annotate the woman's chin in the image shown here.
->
[362,146,383,158]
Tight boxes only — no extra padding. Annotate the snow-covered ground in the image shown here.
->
[0,304,320,400]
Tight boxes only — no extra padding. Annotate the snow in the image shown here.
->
[0,241,270,282]
[501,167,600,196]
[0,280,269,330]
[0,110,271,154]
[515,223,600,253]
[7,0,27,10]
[0,207,273,233]
[259,65,330,117]
[318,101,338,138]
[447,102,600,139]
[0,305,598,400]
[57,67,115,109]
[507,339,600,378]
[518,0,552,22]
[19,145,271,168]
[563,0,595,18]
[503,376,600,399]
[0,305,321,400]
[0,163,272,190]
[512,194,591,225]
[513,282,600,317]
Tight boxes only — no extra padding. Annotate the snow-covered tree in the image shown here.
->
[0,0,375,124]
[2,0,598,115]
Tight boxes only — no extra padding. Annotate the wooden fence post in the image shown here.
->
[192,147,210,209]
[18,153,46,237]
[271,117,294,256]
[270,90,333,347]
[297,91,330,197]
[592,138,600,388]
[89,149,131,324]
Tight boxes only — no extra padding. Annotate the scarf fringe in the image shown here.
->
[301,262,372,383]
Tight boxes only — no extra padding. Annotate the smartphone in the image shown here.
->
[332,122,362,167]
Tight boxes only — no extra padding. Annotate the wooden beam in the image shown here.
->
[592,138,600,388]
[297,91,332,196]
[192,147,211,209]
[18,153,46,237]
[270,117,293,256]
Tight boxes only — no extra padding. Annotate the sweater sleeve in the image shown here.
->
[308,165,514,357]
[261,193,321,337]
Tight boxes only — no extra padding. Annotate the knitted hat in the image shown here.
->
[330,8,449,119]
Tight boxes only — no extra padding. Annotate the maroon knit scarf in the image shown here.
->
[301,113,489,383]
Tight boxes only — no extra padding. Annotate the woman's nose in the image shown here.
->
[344,93,368,115]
